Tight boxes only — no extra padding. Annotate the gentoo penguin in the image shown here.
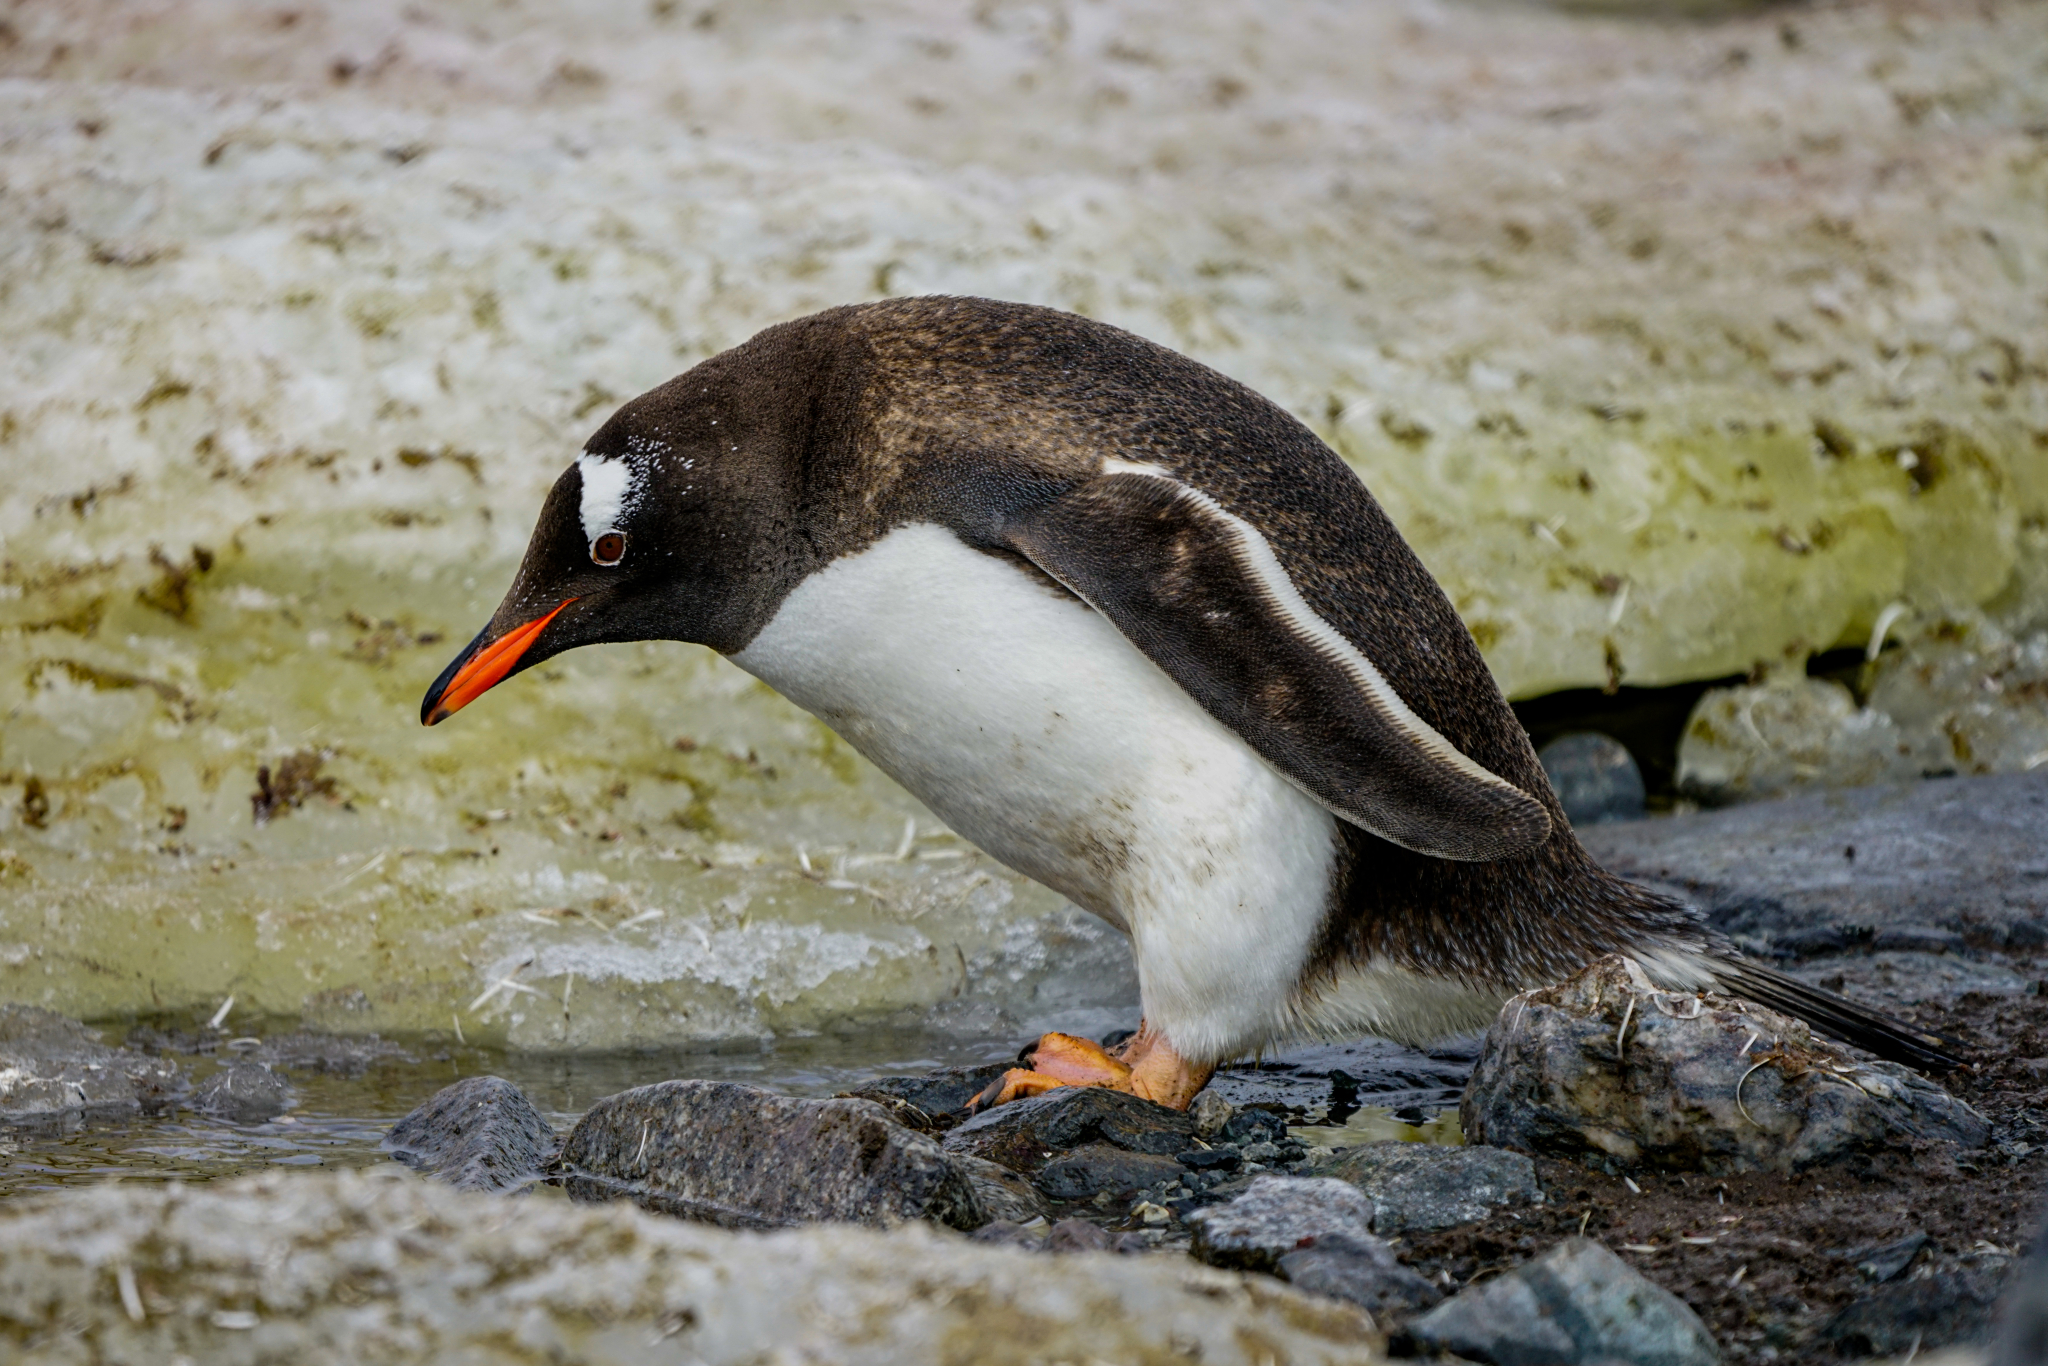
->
[422,296,1956,1110]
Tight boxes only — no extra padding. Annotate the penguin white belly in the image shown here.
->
[731,522,1343,1060]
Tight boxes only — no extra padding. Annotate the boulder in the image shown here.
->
[942,1086,1195,1175]
[1186,1176,1378,1274]
[1461,956,1986,1173]
[1578,772,2048,953]
[1317,1143,1542,1234]
[0,1005,183,1122]
[1277,1234,1441,1322]
[1824,1270,2005,1358]
[1033,1144,1187,1203]
[1408,1237,1721,1366]
[382,1076,556,1195]
[191,1062,293,1124]
[557,1079,1039,1231]
[1205,1038,1475,1119]
[0,1168,1384,1364]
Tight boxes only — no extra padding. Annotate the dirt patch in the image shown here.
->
[1388,982,2048,1362]
[250,748,339,823]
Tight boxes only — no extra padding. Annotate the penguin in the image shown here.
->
[421,296,1957,1110]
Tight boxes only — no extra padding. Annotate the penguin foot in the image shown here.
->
[965,1026,1213,1112]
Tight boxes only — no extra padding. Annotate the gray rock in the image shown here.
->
[1204,1036,1476,1118]
[1190,1090,1236,1138]
[1316,1142,1542,1234]
[1996,1214,2048,1366]
[559,1079,1023,1231]
[946,1152,1052,1226]
[1579,772,2048,951]
[942,1085,1194,1174]
[1409,1237,1721,1366]
[1824,1270,2004,1357]
[1277,1233,1442,1321]
[0,1168,1384,1363]
[1044,1217,1149,1255]
[1461,955,1987,1173]
[382,1076,556,1194]
[843,1063,1011,1132]
[245,1031,411,1076]
[1540,732,1646,826]
[1840,1230,1928,1283]
[1186,1176,1377,1274]
[192,1062,293,1124]
[0,1005,184,1122]
[1034,1143,1186,1202]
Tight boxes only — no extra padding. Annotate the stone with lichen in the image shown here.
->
[1460,955,1987,1173]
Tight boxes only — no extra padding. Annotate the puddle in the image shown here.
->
[0,1029,1024,1200]
[0,1022,1480,1198]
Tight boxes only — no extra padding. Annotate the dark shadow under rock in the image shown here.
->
[1408,1237,1722,1366]
[192,1062,293,1124]
[383,1076,556,1194]
[0,1005,184,1123]
[1276,1232,1441,1322]
[1185,1175,1377,1274]
[1462,955,1986,1174]
[558,1079,1029,1231]
[942,1086,1193,1175]
[1540,730,1647,826]
[1315,1142,1542,1234]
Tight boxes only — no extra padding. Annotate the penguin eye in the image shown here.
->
[591,530,627,566]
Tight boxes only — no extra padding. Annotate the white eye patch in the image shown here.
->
[576,453,634,543]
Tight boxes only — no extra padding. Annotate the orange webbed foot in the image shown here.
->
[965,1027,1212,1113]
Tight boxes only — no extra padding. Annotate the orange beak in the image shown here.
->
[421,599,575,726]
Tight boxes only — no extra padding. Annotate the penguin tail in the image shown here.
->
[1634,946,1970,1074]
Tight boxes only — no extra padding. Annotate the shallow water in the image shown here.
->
[0,1030,1019,1200]
[0,1028,1466,1199]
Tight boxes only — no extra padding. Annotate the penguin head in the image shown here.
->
[421,369,804,726]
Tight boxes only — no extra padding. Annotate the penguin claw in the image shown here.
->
[962,1029,1213,1113]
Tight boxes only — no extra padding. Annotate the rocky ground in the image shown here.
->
[7,771,2048,1362]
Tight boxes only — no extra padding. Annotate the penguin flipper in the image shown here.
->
[1002,469,1551,862]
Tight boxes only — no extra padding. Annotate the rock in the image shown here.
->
[1409,1237,1721,1366]
[191,1062,292,1124]
[1996,1215,2048,1366]
[1277,1233,1442,1322]
[1190,1090,1236,1138]
[381,1076,556,1195]
[1579,773,2048,952]
[1461,955,1988,1173]
[1044,1217,1149,1255]
[0,1168,1384,1364]
[1316,1143,1542,1234]
[0,1005,184,1122]
[558,1079,1023,1231]
[946,1153,1053,1226]
[1034,1144,1188,1203]
[1178,1145,1244,1173]
[1539,732,1646,827]
[942,1086,1195,1174]
[841,1063,1011,1132]
[1205,1037,1476,1119]
[1186,1176,1379,1274]
[1221,1107,1295,1149]
[1823,1270,2004,1357]
[1840,1230,1928,1283]
[247,1032,412,1077]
